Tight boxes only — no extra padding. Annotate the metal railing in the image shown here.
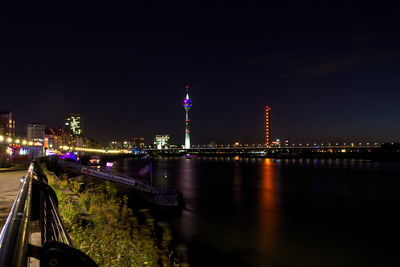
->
[0,164,33,266]
[0,162,97,267]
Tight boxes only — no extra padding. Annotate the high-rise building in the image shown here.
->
[27,123,45,142]
[65,113,83,135]
[183,85,192,149]
[265,106,271,147]
[0,109,15,137]
[154,135,170,149]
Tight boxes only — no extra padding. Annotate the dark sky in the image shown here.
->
[1,1,400,145]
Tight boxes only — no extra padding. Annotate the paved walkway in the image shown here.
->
[0,169,27,230]
[0,167,40,266]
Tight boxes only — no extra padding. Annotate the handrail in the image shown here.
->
[0,161,97,267]
[47,194,72,245]
[0,164,34,267]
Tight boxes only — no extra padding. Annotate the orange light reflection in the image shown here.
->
[258,158,279,250]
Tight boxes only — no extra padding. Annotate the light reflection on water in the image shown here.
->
[258,158,279,251]
[114,157,400,267]
[176,159,198,240]
[233,161,242,204]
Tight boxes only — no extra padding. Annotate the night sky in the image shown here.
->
[1,2,400,145]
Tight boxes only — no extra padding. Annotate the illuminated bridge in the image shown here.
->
[0,135,385,158]
[52,142,384,156]
[143,143,383,157]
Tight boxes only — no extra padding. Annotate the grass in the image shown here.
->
[37,158,188,266]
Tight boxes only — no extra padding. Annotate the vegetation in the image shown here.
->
[37,158,188,266]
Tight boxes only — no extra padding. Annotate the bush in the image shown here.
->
[38,159,187,266]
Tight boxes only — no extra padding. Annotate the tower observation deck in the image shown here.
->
[183,85,192,149]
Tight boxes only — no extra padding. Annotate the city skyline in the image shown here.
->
[1,3,400,144]
[1,102,396,147]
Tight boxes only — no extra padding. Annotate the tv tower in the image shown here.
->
[183,84,192,149]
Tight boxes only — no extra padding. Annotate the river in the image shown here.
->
[114,157,400,267]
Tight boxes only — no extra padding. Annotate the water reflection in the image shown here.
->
[258,158,280,250]
[233,161,242,204]
[177,159,198,240]
[111,157,400,266]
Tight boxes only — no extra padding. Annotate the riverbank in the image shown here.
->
[38,157,188,266]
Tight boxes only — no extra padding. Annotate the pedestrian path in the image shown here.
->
[0,169,27,231]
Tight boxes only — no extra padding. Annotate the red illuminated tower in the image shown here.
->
[265,106,271,147]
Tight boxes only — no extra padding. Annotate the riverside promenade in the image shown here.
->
[0,164,28,230]
[0,164,41,266]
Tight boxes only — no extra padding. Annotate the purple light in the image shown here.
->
[106,162,113,167]
[183,98,192,108]
[59,152,78,162]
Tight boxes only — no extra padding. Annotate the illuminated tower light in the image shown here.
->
[183,84,192,149]
[265,106,271,148]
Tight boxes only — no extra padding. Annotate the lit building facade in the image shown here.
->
[122,141,133,149]
[109,141,122,149]
[0,109,15,137]
[51,127,74,148]
[45,127,99,150]
[154,135,170,149]
[108,139,143,149]
[132,137,145,148]
[27,123,45,142]
[265,106,271,147]
[183,85,192,149]
[65,113,83,135]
